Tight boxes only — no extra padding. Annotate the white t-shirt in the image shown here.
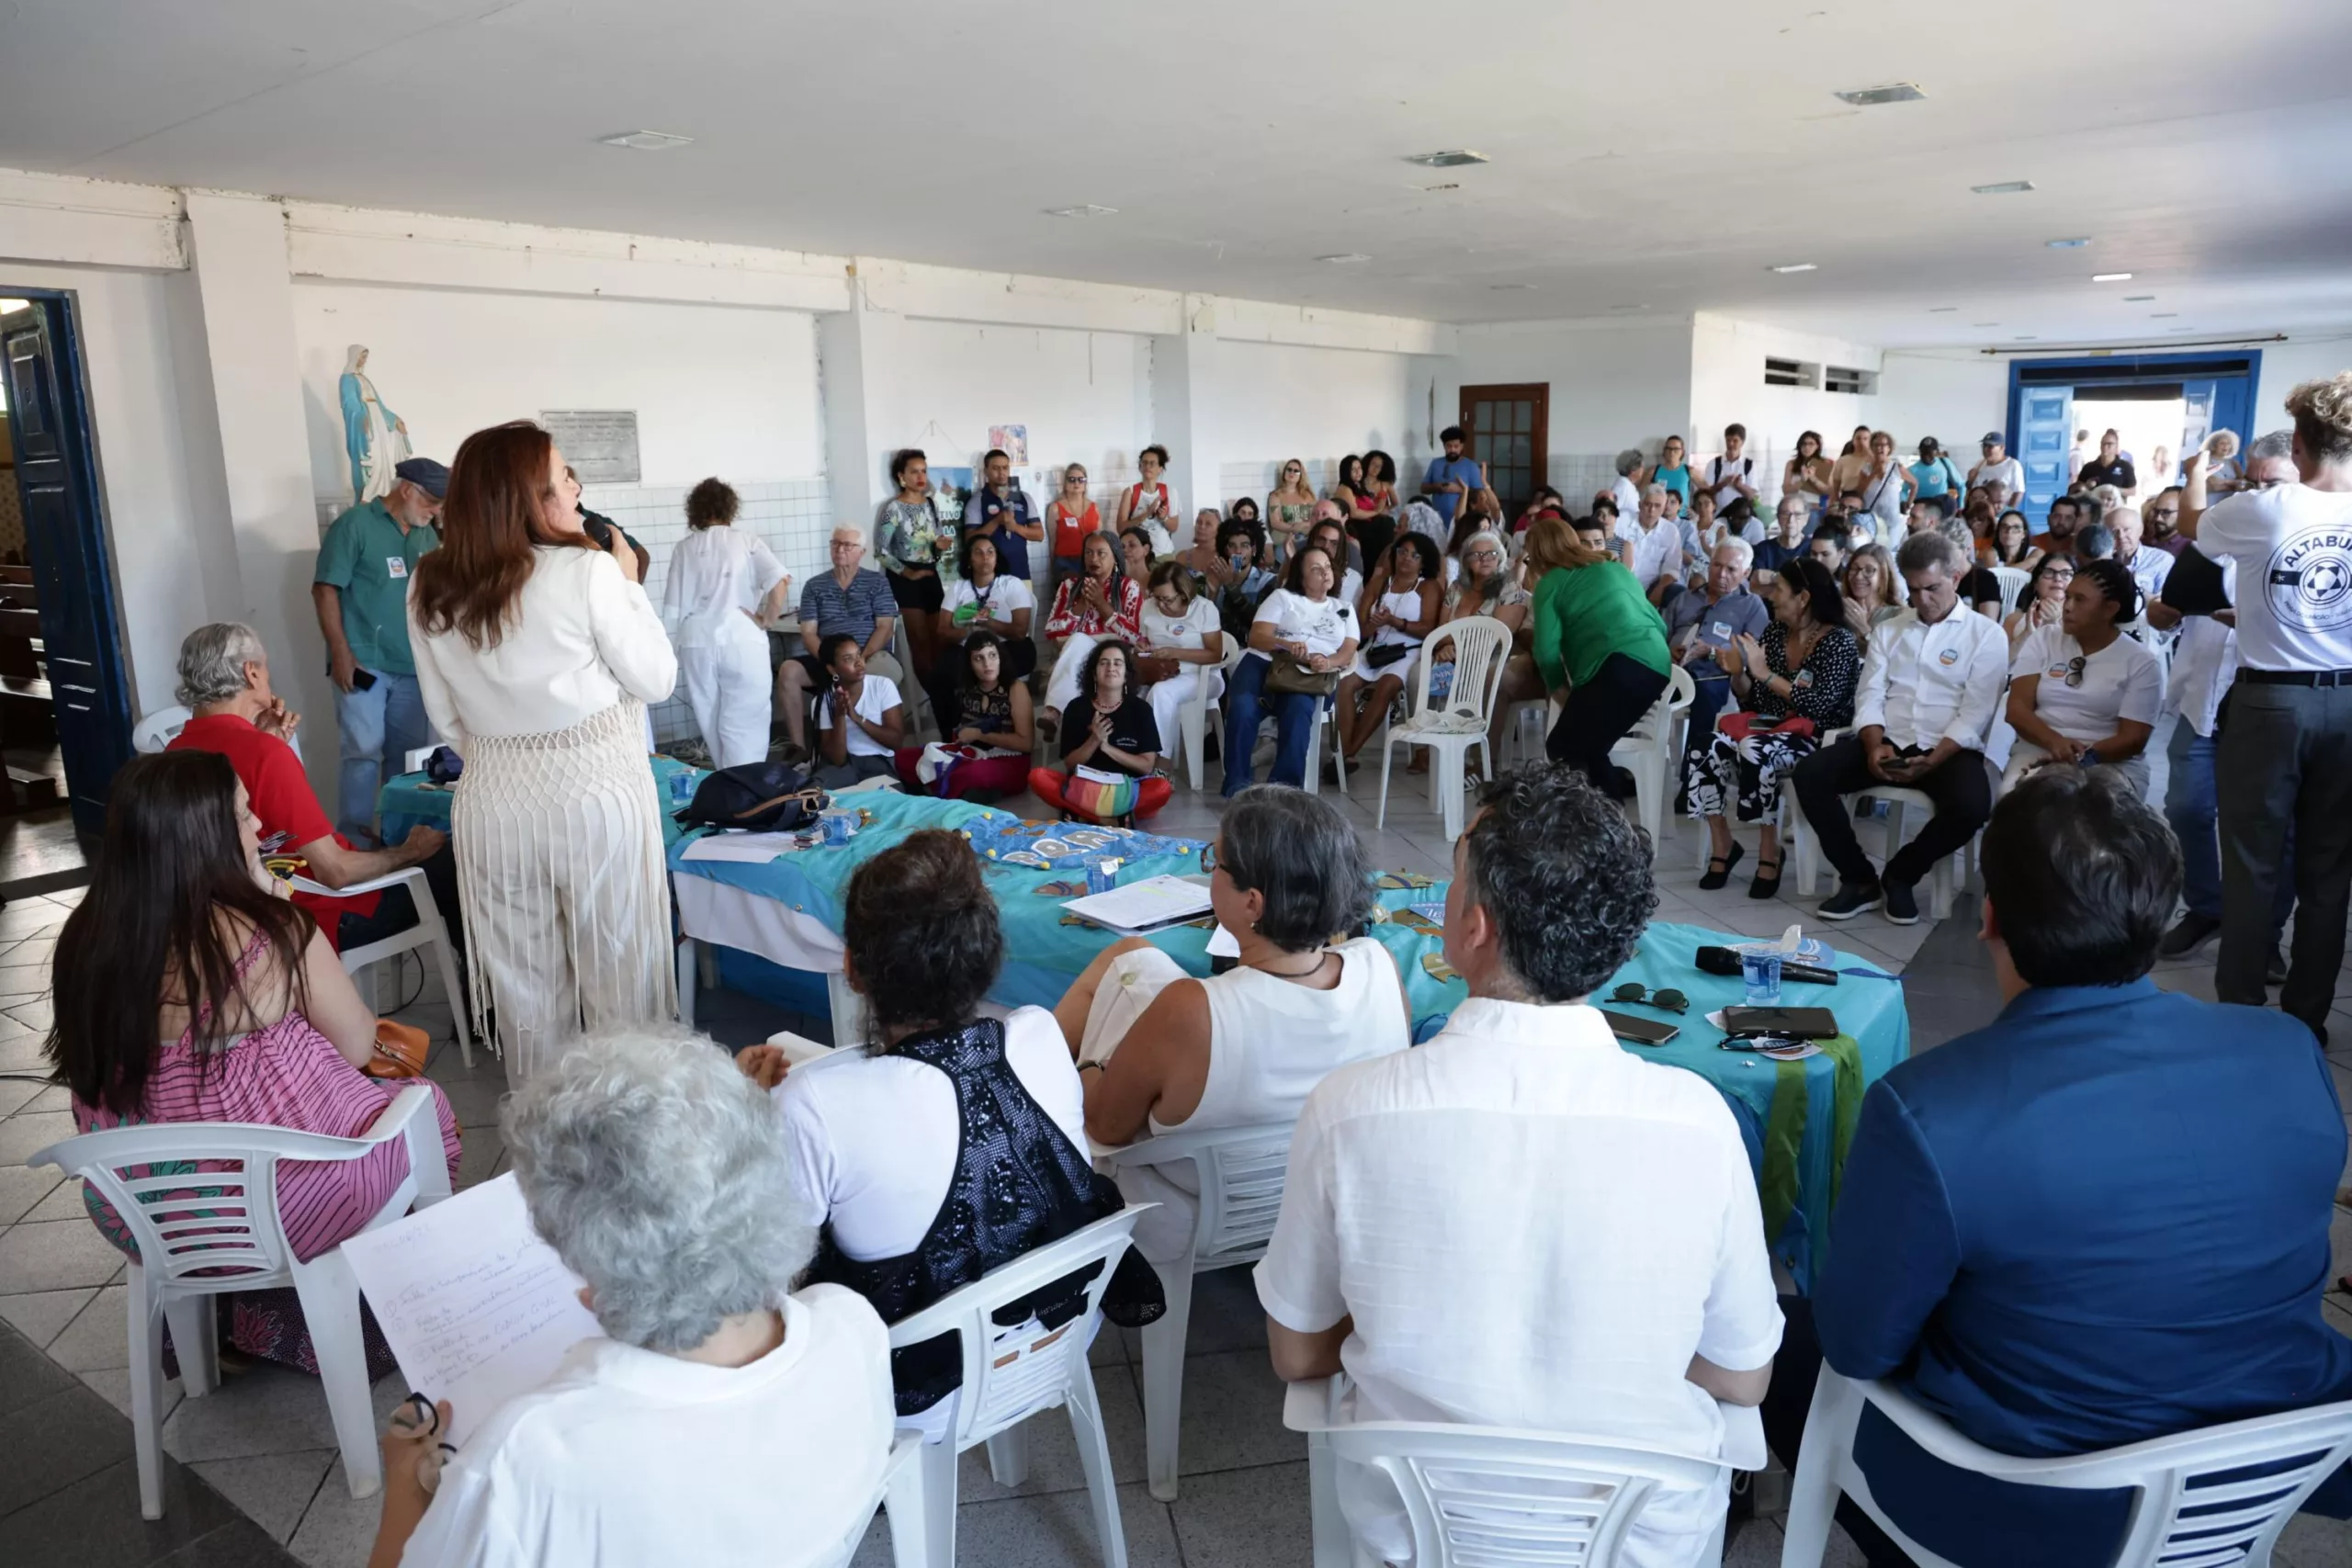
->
[398,1287,892,1568]
[2190,484,2352,671]
[2012,626,2164,745]
[817,673,903,757]
[1249,588,1358,663]
[1706,454,1757,509]
[1611,474,1644,521]
[1254,998,1781,1568]
[1624,519,1681,588]
[2168,561,2241,737]
[1141,595,1222,654]
[943,572,1035,631]
[1971,456,2025,500]
[776,1008,1085,1260]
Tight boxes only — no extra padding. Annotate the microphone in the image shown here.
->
[1694,945,1838,986]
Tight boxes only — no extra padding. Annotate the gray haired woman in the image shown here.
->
[369,1030,893,1568]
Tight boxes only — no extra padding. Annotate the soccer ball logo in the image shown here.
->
[2268,530,2352,632]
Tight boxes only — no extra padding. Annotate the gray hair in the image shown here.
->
[503,1029,815,1353]
[1711,535,1756,572]
[175,623,267,708]
[1218,786,1373,953]
[1642,482,1670,503]
[1894,529,1965,579]
[1615,448,1646,478]
[2248,429,2295,465]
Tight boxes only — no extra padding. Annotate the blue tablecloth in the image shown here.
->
[379,755,702,850]
[668,794,1907,1289]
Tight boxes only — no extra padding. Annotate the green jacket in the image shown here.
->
[1531,560,1671,690]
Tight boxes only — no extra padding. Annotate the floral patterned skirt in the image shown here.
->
[1683,725,1822,823]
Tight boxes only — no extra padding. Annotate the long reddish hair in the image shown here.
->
[411,421,594,650]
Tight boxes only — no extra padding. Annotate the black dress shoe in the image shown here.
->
[2159,912,2220,958]
[1699,840,1745,891]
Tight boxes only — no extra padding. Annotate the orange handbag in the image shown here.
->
[365,1019,432,1080]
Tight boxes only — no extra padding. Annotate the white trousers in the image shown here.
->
[1045,634,1100,715]
[680,630,773,769]
[1146,665,1225,756]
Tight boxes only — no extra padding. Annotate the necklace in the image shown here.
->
[1254,948,1329,979]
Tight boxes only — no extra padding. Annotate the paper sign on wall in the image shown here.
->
[540,410,642,485]
[989,424,1029,465]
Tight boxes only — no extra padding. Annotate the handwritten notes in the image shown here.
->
[341,1173,599,1446]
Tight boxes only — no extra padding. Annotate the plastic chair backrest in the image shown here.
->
[1102,1122,1294,1268]
[1410,615,1512,735]
[1623,664,1695,745]
[1321,1418,1728,1567]
[885,1208,1145,1449]
[33,1118,412,1291]
[131,705,194,754]
[1990,566,2030,617]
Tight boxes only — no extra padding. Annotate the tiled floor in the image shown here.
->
[5,775,2352,1567]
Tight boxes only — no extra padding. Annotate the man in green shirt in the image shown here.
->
[313,456,445,840]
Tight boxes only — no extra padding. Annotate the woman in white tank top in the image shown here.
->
[1055,787,1411,1262]
[1333,534,1443,762]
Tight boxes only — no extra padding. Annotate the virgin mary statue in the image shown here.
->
[339,344,411,502]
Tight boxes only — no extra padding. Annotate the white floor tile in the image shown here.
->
[192,1447,337,1544]
[45,1282,129,1371]
[0,1283,96,1347]
[0,1214,128,1292]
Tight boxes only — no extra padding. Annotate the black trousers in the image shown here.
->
[2214,681,2352,1033]
[1544,653,1669,800]
[1792,736,1992,890]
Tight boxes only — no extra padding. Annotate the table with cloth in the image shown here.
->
[667,791,1906,1290]
[377,754,702,849]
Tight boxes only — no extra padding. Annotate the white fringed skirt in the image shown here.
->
[450,699,675,1085]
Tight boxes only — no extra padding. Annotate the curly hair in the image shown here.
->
[502,1029,814,1353]
[956,527,1005,581]
[2287,373,2352,466]
[1386,532,1441,582]
[1218,786,1373,952]
[1462,763,1656,1002]
[1077,639,1134,707]
[684,477,740,531]
[842,830,1002,1034]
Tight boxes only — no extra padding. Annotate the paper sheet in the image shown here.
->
[1061,874,1215,933]
[340,1174,599,1446]
[679,830,809,863]
[1205,924,1240,958]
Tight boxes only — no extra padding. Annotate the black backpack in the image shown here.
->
[682,761,829,833]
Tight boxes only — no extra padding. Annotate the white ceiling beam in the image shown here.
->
[0,167,186,271]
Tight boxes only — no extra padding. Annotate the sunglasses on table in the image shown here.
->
[1609,983,1690,1014]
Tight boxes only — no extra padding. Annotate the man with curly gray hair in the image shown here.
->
[1257,763,1781,1568]
[369,1029,893,1568]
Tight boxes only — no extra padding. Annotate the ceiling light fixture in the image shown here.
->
[1928,306,1960,312]
[1487,283,1535,291]
[1971,180,2036,195]
[1043,203,1117,218]
[2151,312,2180,319]
[1768,262,1818,274]
[2123,294,2154,301]
[1402,150,1488,168]
[1973,322,2000,328]
[1424,182,1461,192]
[2015,335,2039,341]
[1835,83,1927,106]
[598,130,694,151]
[2045,237,2092,249]
[1608,303,1649,311]
[1317,253,1373,265]
[2090,272,2133,283]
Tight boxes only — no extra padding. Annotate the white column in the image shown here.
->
[1151,294,1223,529]
[819,270,917,547]
[181,192,341,814]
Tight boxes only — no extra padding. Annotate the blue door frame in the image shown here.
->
[2004,350,2262,525]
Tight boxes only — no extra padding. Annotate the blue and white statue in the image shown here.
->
[338,344,411,502]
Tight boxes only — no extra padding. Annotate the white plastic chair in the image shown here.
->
[1782,1368,2352,1568]
[824,1433,933,1568]
[131,705,193,753]
[1608,664,1696,846]
[1305,694,1348,795]
[1989,565,2030,617]
[1374,615,1510,840]
[1790,782,1974,919]
[1181,637,1247,793]
[1688,710,1811,874]
[288,865,474,1067]
[887,1207,1147,1568]
[1284,1370,1754,1568]
[1099,1122,1295,1500]
[29,1088,454,1518]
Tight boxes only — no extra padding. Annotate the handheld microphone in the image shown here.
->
[1693,945,1839,986]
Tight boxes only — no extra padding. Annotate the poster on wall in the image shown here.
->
[931,466,974,526]
[988,424,1028,465]
[541,410,642,485]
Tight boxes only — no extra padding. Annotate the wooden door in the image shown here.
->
[1459,384,1549,519]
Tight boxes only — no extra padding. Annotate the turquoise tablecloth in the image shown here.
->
[379,755,702,850]
[667,793,1907,1289]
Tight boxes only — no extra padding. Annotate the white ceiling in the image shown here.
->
[5,0,2351,345]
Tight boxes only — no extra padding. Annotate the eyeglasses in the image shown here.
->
[2064,655,2086,689]
[1608,983,1689,1014]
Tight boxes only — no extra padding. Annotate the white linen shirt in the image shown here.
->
[2167,561,2241,737]
[1852,604,2009,751]
[1254,997,1781,1568]
[2189,484,2352,671]
[398,1286,891,1568]
[659,526,788,650]
[410,545,677,749]
[1624,519,1682,588]
[2011,626,2165,744]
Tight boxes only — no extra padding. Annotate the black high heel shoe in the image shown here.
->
[1747,857,1784,899]
[1699,840,1745,891]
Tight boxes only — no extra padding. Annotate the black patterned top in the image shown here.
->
[1752,621,1861,728]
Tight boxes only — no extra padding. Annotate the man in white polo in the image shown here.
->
[1258,763,1781,1568]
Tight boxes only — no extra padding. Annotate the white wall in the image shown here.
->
[291,283,826,502]
[1874,351,2009,456]
[1208,338,1424,508]
[2251,333,2352,434]
[1443,317,1694,457]
[1689,314,1885,491]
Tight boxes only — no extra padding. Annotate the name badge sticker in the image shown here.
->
[1938,647,1961,666]
[386,556,409,580]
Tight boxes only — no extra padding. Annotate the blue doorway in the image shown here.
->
[2004,351,2261,524]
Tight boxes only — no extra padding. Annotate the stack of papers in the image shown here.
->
[1061,874,1215,934]
[679,830,808,863]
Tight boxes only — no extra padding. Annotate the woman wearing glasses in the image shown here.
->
[1046,463,1102,592]
[2002,558,2163,797]
[2001,552,2074,657]
[1267,459,1317,563]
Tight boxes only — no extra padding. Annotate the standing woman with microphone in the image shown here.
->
[409,422,679,1084]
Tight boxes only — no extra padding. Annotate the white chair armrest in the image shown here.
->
[403,746,439,773]
[355,1085,438,1146]
[1281,1371,1351,1434]
[1719,1401,1768,1472]
[288,864,427,900]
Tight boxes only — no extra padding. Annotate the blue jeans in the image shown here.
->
[1220,654,1319,795]
[2166,720,2294,928]
[333,670,431,841]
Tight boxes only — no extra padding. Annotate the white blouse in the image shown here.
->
[411,545,678,749]
[661,526,788,649]
[1141,596,1221,653]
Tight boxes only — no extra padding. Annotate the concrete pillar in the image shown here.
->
[181,192,340,814]
[1151,294,1223,529]
[818,269,912,545]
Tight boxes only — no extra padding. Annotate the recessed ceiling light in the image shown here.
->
[1971,180,2037,195]
[598,130,694,151]
[2091,272,2133,283]
[2123,294,2154,301]
[1424,182,1461,192]
[2167,327,2196,333]
[1768,262,1818,274]
[1402,150,1488,168]
[2152,312,2180,319]
[1834,83,1927,106]
[1608,303,1649,311]
[2045,237,2092,249]
[2014,335,2040,342]
[1928,306,1960,312]
[1043,203,1117,218]
[1487,283,1536,291]
[1973,322,2000,328]
[1316,253,1373,265]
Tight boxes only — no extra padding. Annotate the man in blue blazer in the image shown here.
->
[1762,766,2352,1564]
